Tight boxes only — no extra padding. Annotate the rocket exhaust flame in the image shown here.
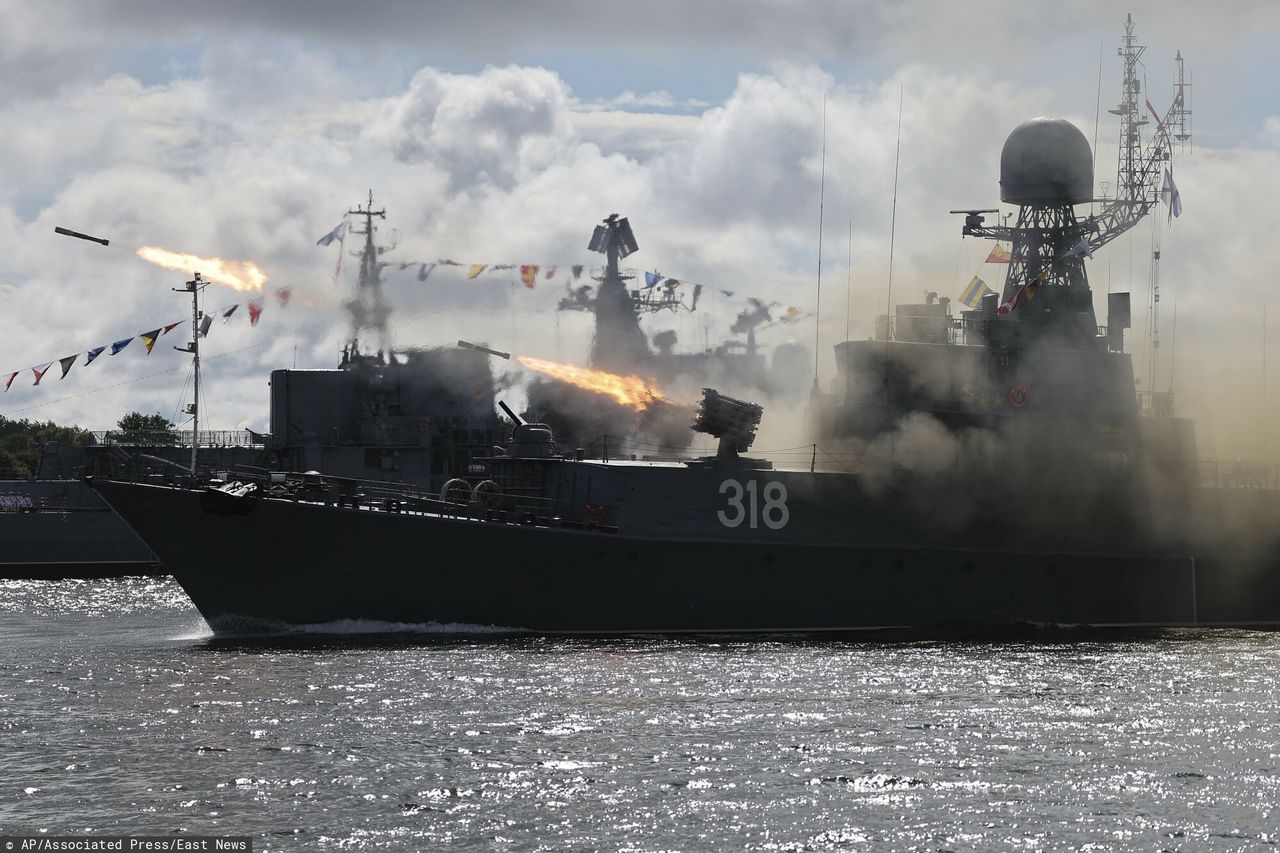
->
[136,246,267,293]
[516,355,671,410]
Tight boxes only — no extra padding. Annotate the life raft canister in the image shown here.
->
[1007,386,1030,408]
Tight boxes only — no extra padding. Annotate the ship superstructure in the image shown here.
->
[819,15,1200,542]
[266,191,504,487]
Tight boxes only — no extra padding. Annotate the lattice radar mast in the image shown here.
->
[952,14,1191,316]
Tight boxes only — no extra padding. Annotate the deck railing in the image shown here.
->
[93,429,267,448]
[1197,460,1280,491]
[122,461,566,524]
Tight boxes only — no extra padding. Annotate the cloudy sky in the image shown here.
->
[1,0,1277,458]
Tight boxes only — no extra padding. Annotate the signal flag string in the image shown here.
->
[0,341,273,418]
[1,288,292,398]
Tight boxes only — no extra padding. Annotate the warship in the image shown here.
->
[0,478,158,578]
[82,17,1280,633]
[90,127,1280,635]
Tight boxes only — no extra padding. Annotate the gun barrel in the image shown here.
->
[457,339,511,360]
[54,226,110,246]
[498,400,523,426]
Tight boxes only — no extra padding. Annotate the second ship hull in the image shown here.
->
[0,479,158,579]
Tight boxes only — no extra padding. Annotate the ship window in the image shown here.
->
[364,449,381,468]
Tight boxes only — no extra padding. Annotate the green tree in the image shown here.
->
[117,411,175,431]
[0,446,31,478]
[0,415,92,478]
[1,433,34,476]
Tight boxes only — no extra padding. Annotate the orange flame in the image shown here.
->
[516,355,670,409]
[136,246,267,293]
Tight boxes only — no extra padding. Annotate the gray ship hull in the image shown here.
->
[1,480,158,578]
[90,479,1280,635]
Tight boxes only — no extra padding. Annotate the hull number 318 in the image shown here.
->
[718,479,789,529]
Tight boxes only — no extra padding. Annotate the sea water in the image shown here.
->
[2,577,1278,850]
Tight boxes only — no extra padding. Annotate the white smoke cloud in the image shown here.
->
[0,7,1277,466]
[367,65,577,190]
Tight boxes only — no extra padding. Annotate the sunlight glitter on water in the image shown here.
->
[2,578,1279,850]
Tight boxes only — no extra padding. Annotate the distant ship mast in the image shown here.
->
[345,190,396,353]
[586,213,648,372]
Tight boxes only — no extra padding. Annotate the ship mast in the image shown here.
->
[1113,13,1146,206]
[961,15,1188,252]
[586,213,646,372]
[173,273,207,473]
[1090,15,1190,251]
[346,189,391,353]
[1173,51,1192,153]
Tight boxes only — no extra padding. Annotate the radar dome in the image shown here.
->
[999,117,1093,206]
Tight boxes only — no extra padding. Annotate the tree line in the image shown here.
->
[0,411,173,478]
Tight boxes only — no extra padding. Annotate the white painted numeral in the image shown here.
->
[718,479,788,530]
[718,479,746,528]
[761,481,789,530]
